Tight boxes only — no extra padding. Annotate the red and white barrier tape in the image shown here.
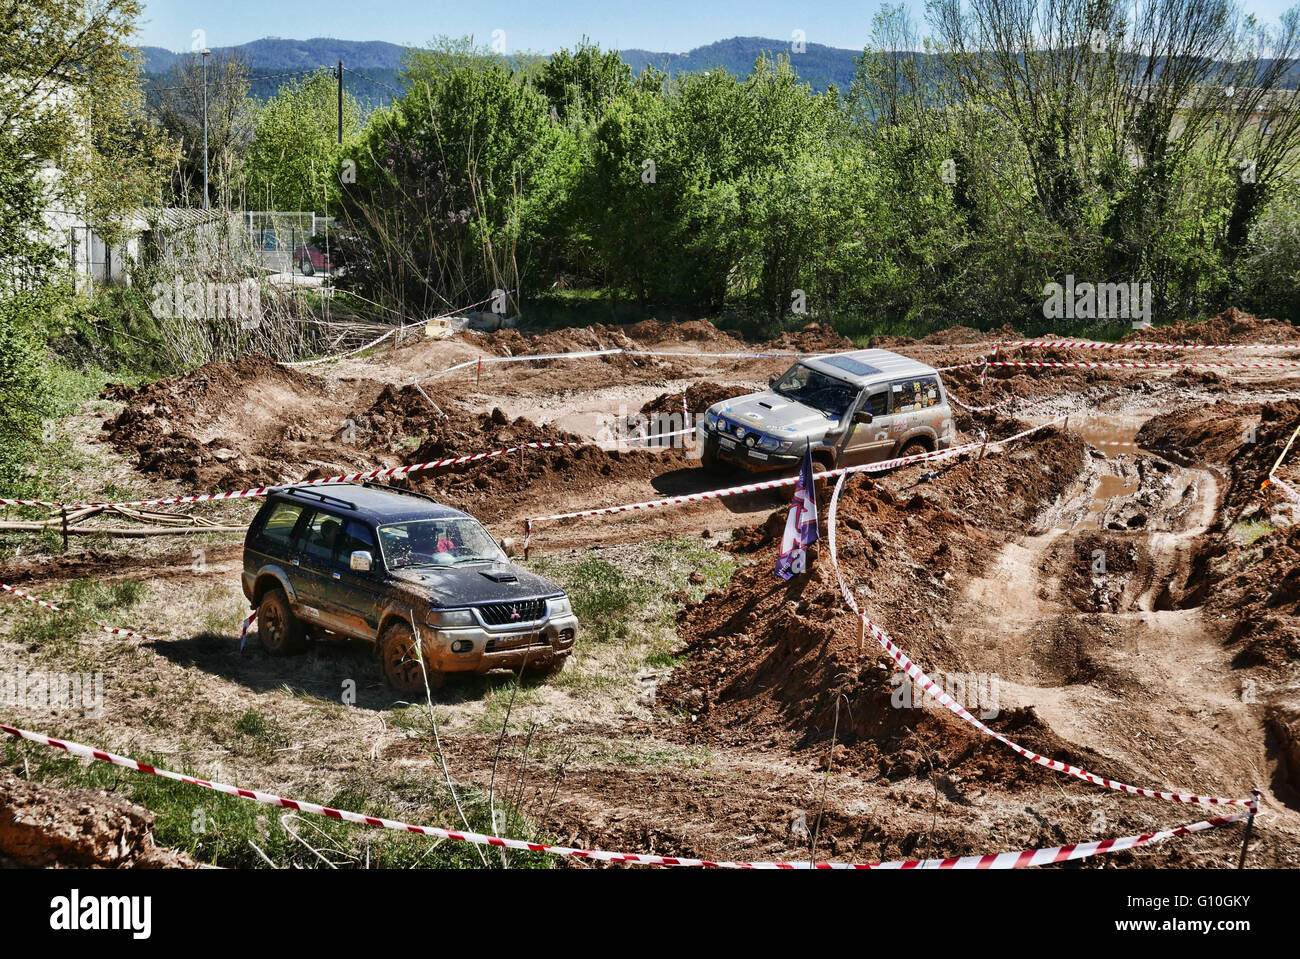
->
[419,337,1300,388]
[1267,474,1300,504]
[0,440,593,510]
[0,723,1255,869]
[1001,338,1299,352]
[531,415,1068,526]
[824,472,1253,807]
[946,390,1016,413]
[237,611,258,652]
[963,359,1300,372]
[417,346,855,387]
[0,582,160,643]
[0,427,700,512]
[530,443,977,524]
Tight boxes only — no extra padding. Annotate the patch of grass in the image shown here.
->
[12,577,148,662]
[644,650,686,669]
[1,737,551,868]
[563,557,652,642]
[505,539,739,730]
[605,741,712,769]
[1231,520,1275,546]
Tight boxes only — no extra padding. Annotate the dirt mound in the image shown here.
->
[359,383,465,439]
[639,381,757,420]
[1137,400,1263,465]
[623,317,745,346]
[100,355,498,491]
[404,409,691,522]
[760,322,853,353]
[1268,706,1300,793]
[870,323,1017,349]
[1162,400,1300,669]
[0,774,197,868]
[1124,307,1298,346]
[103,355,327,435]
[480,323,642,358]
[662,431,1111,790]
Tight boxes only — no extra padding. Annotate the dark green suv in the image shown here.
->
[241,483,578,693]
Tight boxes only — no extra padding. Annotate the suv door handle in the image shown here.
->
[332,572,341,580]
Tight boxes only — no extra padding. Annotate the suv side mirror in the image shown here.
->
[768,374,778,387]
[853,409,873,425]
[350,550,373,572]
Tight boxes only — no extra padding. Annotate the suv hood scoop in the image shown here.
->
[718,392,835,432]
[390,562,559,605]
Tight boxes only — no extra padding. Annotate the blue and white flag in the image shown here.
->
[774,448,819,580]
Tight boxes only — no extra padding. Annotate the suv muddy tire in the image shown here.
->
[898,439,930,461]
[257,587,307,656]
[701,444,720,471]
[380,621,444,694]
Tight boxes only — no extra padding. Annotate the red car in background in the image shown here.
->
[293,243,332,276]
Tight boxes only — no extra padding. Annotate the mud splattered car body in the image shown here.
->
[241,483,578,692]
[700,349,955,472]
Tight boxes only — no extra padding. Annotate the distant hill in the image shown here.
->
[139,35,866,103]
[141,37,410,72]
[622,36,861,90]
[140,35,1300,104]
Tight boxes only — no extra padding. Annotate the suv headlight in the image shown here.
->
[547,596,572,617]
[705,409,718,430]
[427,608,475,628]
[758,435,781,451]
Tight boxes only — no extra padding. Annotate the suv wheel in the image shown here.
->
[701,444,720,471]
[258,587,307,655]
[380,621,444,694]
[898,439,930,461]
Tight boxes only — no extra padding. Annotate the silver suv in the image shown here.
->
[700,349,955,473]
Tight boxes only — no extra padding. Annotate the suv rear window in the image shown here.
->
[893,377,940,414]
[257,502,304,549]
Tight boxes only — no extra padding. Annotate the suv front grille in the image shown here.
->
[477,599,547,627]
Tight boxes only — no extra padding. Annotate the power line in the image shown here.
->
[144,68,326,94]
[341,66,404,98]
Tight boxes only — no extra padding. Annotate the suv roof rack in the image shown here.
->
[281,486,359,510]
[360,480,442,504]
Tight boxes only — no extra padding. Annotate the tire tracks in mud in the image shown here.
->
[953,409,1291,818]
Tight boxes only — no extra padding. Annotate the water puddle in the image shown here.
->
[1071,418,1143,531]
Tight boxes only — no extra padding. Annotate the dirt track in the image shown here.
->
[3,309,1300,868]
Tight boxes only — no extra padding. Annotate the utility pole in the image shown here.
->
[202,48,211,209]
[337,60,344,144]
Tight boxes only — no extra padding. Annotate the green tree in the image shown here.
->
[534,40,633,124]
[148,52,255,207]
[336,39,570,314]
[245,69,364,212]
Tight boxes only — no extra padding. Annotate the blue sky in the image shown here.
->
[136,0,1300,53]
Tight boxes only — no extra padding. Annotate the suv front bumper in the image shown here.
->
[421,613,579,673]
[704,431,802,472]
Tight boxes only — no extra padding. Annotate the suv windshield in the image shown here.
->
[771,363,859,419]
[377,518,506,569]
